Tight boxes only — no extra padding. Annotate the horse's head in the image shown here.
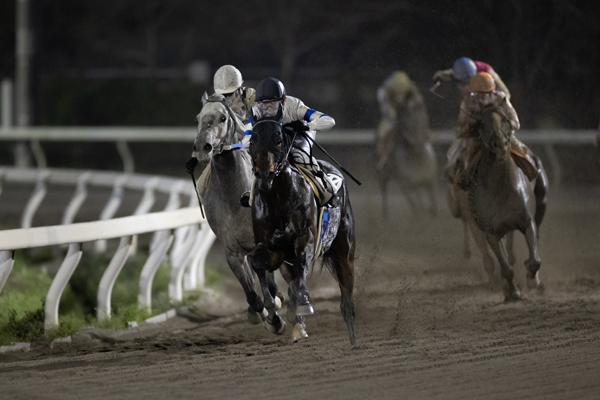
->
[479,107,511,161]
[192,93,238,164]
[249,119,288,191]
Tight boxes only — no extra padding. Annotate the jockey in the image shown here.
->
[450,72,537,187]
[376,71,431,173]
[213,65,256,140]
[433,57,511,100]
[240,77,342,208]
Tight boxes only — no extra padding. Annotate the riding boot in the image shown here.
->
[293,158,342,208]
[239,177,256,208]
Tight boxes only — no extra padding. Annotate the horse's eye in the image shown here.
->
[220,115,226,123]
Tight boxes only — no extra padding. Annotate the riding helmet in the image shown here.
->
[468,72,496,93]
[255,77,286,102]
[452,57,477,84]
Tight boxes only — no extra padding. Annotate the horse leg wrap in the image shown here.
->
[292,322,308,342]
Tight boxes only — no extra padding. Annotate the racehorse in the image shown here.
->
[375,114,439,219]
[467,107,548,301]
[447,182,498,282]
[192,93,283,325]
[247,119,357,345]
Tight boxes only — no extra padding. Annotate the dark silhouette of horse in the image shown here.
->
[467,108,548,301]
[246,119,357,345]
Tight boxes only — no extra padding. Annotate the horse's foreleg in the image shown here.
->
[289,233,315,318]
[485,233,521,302]
[380,180,389,222]
[427,180,439,217]
[280,263,308,342]
[506,231,516,266]
[225,253,265,324]
[523,220,541,289]
[247,244,286,335]
[462,218,471,260]
[470,224,496,283]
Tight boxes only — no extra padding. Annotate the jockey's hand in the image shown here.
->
[283,120,309,135]
[433,69,453,83]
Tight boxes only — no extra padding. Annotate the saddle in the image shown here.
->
[291,162,343,208]
[510,139,539,181]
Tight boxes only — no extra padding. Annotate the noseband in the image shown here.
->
[202,96,243,155]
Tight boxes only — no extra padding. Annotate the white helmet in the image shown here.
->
[213,65,243,94]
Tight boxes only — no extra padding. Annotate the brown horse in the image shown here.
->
[467,108,548,301]
[246,119,357,345]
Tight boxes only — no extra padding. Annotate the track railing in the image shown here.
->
[0,127,596,186]
[0,166,216,331]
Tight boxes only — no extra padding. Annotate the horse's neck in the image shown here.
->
[477,147,513,186]
[257,166,299,209]
[209,150,252,196]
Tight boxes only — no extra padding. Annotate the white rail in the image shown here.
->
[0,207,212,330]
[0,126,597,144]
[0,166,216,331]
[1,127,596,187]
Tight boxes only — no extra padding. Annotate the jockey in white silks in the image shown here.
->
[195,65,255,199]
[240,77,342,208]
[213,65,256,140]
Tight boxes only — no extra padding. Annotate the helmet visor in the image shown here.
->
[254,99,283,119]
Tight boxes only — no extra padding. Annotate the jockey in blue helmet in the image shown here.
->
[241,77,342,208]
[433,57,510,100]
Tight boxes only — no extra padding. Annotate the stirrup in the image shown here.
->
[240,191,251,208]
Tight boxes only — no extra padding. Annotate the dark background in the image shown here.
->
[0,0,599,179]
[1,0,599,129]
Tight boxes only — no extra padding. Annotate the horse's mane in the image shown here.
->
[206,93,226,103]
[478,105,512,149]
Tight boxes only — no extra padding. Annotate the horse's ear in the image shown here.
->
[201,92,209,106]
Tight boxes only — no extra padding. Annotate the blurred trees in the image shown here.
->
[0,0,598,129]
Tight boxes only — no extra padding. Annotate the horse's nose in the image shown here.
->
[203,143,212,152]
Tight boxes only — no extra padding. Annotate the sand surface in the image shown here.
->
[1,183,599,399]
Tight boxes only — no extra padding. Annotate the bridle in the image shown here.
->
[250,119,296,177]
[202,96,243,155]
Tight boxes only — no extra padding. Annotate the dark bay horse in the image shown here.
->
[247,119,357,345]
[468,108,548,301]
[192,93,283,325]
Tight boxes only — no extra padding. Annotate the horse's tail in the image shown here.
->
[318,256,339,283]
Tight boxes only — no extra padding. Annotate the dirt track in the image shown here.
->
[1,184,599,399]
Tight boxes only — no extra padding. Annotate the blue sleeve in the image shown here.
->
[303,109,316,122]
[243,116,252,137]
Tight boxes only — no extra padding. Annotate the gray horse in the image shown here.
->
[467,108,548,301]
[192,93,282,324]
[376,116,439,219]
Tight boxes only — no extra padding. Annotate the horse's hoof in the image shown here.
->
[264,316,286,335]
[292,323,308,342]
[527,272,540,289]
[274,295,282,311]
[276,291,286,304]
[286,306,296,323]
[504,291,523,303]
[296,303,314,316]
[247,307,267,325]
